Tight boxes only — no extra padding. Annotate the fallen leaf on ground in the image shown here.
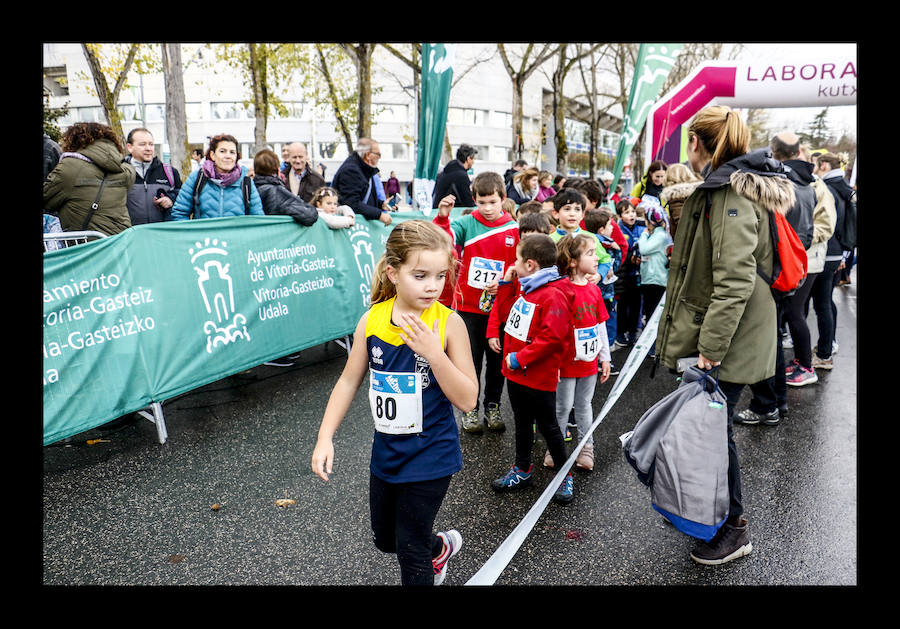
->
[86,439,110,446]
[275,499,297,507]
[167,554,185,563]
[210,503,221,511]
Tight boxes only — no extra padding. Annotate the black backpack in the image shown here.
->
[192,171,252,218]
[838,189,857,251]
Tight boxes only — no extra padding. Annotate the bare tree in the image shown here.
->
[316,44,356,154]
[497,43,558,161]
[574,44,617,178]
[80,43,139,147]
[339,44,376,139]
[161,44,190,173]
[545,43,602,173]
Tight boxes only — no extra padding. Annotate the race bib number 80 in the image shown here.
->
[369,369,423,435]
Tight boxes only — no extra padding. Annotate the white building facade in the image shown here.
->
[43,43,623,187]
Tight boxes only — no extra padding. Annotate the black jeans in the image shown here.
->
[506,380,568,471]
[369,473,451,586]
[458,310,505,410]
[807,260,842,359]
[784,272,818,368]
[712,379,746,519]
[617,281,642,343]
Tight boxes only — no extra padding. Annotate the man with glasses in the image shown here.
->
[332,137,392,225]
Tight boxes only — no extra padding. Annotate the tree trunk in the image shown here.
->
[512,77,524,160]
[81,43,138,149]
[317,44,355,154]
[249,43,269,154]
[161,44,190,174]
[357,44,373,139]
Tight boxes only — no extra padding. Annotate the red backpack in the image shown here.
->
[759,210,808,298]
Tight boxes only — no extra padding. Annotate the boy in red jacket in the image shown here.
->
[486,234,575,504]
[434,172,519,434]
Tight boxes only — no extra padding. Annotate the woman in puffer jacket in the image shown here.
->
[656,105,795,567]
[170,134,264,220]
[250,149,317,226]
[43,122,135,236]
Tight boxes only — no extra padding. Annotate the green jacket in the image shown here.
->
[657,150,796,384]
[43,138,135,236]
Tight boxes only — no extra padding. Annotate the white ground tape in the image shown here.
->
[464,295,665,586]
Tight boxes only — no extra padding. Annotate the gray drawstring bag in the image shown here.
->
[620,366,729,541]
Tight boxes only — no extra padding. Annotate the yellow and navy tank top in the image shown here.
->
[365,297,462,483]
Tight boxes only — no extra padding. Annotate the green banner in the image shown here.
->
[42,211,472,445]
[610,43,683,199]
[413,43,455,212]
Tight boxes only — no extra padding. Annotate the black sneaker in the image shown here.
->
[690,517,752,565]
[608,362,620,376]
[734,408,779,426]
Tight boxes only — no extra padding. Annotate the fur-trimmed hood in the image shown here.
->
[661,180,701,203]
[699,148,795,215]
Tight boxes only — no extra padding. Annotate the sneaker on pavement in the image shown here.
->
[690,517,752,565]
[484,402,505,431]
[543,450,555,469]
[734,408,779,426]
[811,355,834,371]
[575,445,594,471]
[786,364,818,387]
[461,408,483,434]
[552,472,574,504]
[609,362,620,376]
[491,465,533,492]
[785,358,800,376]
[564,426,573,442]
[433,530,462,586]
[782,336,794,349]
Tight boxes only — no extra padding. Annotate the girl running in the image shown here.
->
[311,220,478,586]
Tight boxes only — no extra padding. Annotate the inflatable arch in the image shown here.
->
[645,53,857,167]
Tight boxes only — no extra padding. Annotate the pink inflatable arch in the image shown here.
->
[645,55,857,167]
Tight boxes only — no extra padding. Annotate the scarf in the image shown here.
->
[519,266,561,294]
[203,159,243,187]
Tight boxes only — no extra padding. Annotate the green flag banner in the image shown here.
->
[42,212,472,446]
[610,43,683,200]
[413,43,455,214]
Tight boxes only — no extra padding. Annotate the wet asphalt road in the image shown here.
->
[42,269,858,587]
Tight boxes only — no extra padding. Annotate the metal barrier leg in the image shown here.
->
[136,402,168,444]
[333,335,352,356]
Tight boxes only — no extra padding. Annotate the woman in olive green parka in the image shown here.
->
[43,122,135,236]
[655,106,795,567]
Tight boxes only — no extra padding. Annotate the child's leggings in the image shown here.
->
[555,374,598,447]
[507,380,568,471]
[369,473,451,586]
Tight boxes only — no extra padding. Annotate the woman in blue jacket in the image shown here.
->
[170,134,264,220]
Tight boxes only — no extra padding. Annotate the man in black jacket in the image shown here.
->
[331,138,392,225]
[123,128,182,225]
[735,132,822,426]
[432,144,477,209]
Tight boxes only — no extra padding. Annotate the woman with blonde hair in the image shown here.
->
[660,162,702,238]
[506,167,539,205]
[656,105,795,566]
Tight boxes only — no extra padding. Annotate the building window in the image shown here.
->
[448,107,487,126]
[493,111,512,128]
[117,104,140,122]
[145,104,165,122]
[186,102,203,120]
[212,102,252,120]
[375,104,409,123]
[381,143,410,161]
[75,107,104,123]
